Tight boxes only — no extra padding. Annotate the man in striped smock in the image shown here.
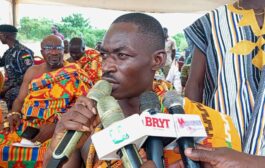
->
[184,0,265,155]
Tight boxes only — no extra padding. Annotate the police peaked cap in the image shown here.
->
[0,24,18,33]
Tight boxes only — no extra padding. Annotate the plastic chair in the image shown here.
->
[34,56,45,65]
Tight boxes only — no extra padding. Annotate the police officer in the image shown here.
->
[0,24,34,110]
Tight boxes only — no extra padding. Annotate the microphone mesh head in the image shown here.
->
[139,91,160,113]
[87,80,112,102]
[97,96,125,128]
[163,90,183,109]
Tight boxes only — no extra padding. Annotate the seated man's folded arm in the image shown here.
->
[6,66,36,131]
[11,66,35,112]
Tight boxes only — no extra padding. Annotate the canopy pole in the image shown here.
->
[12,0,17,26]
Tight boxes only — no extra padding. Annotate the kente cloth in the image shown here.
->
[20,63,91,131]
[184,3,265,155]
[184,98,242,151]
[86,80,174,168]
[0,63,91,168]
[77,49,102,84]
[0,132,48,168]
[0,40,34,110]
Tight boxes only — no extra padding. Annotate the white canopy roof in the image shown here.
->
[17,0,235,13]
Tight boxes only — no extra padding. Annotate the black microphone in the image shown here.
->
[97,95,143,168]
[47,80,112,168]
[140,91,164,168]
[163,91,200,168]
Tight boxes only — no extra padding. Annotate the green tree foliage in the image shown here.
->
[62,13,90,29]
[18,17,53,41]
[58,13,90,39]
[83,29,106,48]
[18,14,106,48]
[58,14,105,48]
[172,32,188,52]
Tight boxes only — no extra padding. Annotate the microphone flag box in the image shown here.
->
[173,114,206,138]
[140,112,177,138]
[91,114,147,160]
[165,114,207,149]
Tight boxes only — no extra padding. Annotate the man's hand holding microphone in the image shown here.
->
[43,80,111,168]
[43,80,150,168]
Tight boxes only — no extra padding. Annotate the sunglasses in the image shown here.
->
[43,46,64,51]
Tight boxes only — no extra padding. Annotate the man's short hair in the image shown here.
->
[70,37,85,48]
[0,24,18,33]
[112,13,165,51]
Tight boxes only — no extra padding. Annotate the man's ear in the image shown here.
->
[151,49,166,71]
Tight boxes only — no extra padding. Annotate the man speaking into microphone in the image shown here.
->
[43,13,173,168]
